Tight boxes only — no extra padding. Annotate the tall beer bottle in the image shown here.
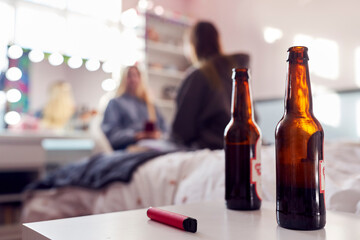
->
[224,68,262,210]
[275,46,325,230]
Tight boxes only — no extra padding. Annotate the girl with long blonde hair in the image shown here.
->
[101,65,167,150]
[116,66,157,122]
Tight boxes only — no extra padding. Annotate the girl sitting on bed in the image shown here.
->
[101,65,167,150]
[171,21,250,149]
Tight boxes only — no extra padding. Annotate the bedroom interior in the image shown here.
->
[0,0,360,239]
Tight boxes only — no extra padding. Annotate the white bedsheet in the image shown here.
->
[22,141,360,222]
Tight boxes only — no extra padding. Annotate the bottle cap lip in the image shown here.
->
[232,68,249,79]
[288,46,308,52]
[232,68,248,73]
[287,46,309,62]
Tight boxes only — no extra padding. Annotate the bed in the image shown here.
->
[21,140,360,223]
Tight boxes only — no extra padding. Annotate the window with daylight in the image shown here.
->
[294,34,339,80]
[354,47,360,87]
[263,27,283,44]
[313,90,341,127]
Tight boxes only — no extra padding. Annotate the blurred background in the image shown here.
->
[1,0,360,238]
[0,0,359,144]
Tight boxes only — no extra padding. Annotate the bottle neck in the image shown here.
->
[231,77,253,121]
[285,58,313,115]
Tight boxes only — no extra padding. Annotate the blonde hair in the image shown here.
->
[116,66,157,122]
[42,81,75,129]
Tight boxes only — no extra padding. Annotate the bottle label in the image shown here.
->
[319,160,325,193]
[251,140,262,200]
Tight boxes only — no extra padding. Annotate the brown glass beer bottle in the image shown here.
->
[275,46,326,230]
[224,68,262,210]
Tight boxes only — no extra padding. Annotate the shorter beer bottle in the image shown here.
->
[224,68,262,210]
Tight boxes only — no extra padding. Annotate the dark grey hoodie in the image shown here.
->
[171,53,250,150]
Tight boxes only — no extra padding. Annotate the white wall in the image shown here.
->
[29,0,360,110]
[186,0,360,100]
[181,0,360,140]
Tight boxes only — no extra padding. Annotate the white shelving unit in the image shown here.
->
[138,10,192,125]
[147,68,185,80]
[146,40,185,56]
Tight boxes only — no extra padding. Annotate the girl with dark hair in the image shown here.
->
[189,21,222,62]
[171,21,250,150]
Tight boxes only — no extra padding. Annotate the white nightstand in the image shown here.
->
[22,201,360,240]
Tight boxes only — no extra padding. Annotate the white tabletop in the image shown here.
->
[0,129,91,142]
[22,201,360,240]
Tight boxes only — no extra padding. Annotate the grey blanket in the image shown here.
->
[26,150,173,191]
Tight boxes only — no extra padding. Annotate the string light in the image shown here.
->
[85,59,100,71]
[49,52,64,66]
[121,8,139,28]
[7,45,23,59]
[101,78,117,91]
[154,6,164,15]
[68,56,83,69]
[6,67,22,81]
[29,49,45,63]
[6,89,22,103]
[102,61,115,73]
[4,111,21,125]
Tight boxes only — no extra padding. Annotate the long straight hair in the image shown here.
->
[116,66,157,121]
[189,21,225,89]
[42,81,75,128]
